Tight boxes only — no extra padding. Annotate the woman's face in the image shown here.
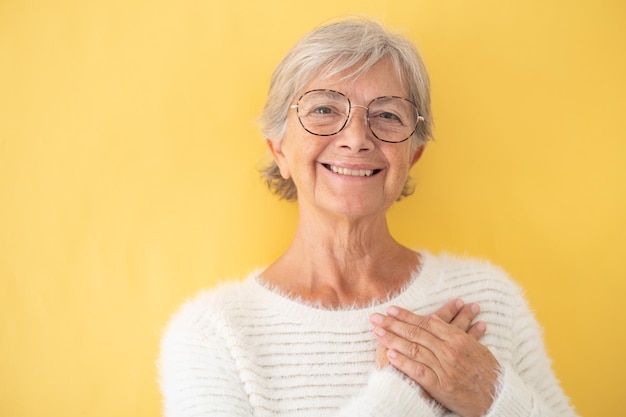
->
[268,57,424,220]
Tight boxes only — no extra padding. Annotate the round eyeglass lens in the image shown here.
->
[295,90,350,136]
[367,97,418,143]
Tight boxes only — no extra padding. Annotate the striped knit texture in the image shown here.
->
[159,252,578,417]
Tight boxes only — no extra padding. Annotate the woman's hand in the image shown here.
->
[370,302,499,417]
[374,299,485,369]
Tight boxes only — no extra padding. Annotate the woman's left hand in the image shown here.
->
[370,306,499,417]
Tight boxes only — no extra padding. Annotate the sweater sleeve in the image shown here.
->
[484,289,578,417]
[336,367,445,417]
[158,302,254,417]
[159,301,444,417]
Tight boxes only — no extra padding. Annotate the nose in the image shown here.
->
[335,105,374,151]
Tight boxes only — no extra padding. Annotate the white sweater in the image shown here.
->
[159,252,578,416]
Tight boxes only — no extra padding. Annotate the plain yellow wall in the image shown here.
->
[1,1,624,416]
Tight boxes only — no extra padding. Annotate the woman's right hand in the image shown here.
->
[374,299,485,369]
[371,301,499,417]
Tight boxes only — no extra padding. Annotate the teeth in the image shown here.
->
[329,165,374,177]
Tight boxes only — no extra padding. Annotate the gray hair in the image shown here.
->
[259,18,433,201]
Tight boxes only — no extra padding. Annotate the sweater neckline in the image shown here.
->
[247,250,439,324]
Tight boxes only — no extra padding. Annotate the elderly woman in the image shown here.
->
[159,19,577,417]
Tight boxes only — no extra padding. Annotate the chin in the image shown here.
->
[319,197,391,220]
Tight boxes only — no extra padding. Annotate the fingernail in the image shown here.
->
[471,304,480,314]
[370,313,384,324]
[387,306,399,317]
[388,349,397,359]
[455,299,464,309]
[374,327,386,336]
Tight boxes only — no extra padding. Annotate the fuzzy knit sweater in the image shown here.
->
[159,252,578,417]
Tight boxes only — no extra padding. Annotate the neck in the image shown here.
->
[261,208,419,308]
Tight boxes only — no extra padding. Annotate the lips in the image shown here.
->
[322,164,381,177]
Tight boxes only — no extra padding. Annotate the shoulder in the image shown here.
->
[161,271,262,342]
[426,251,524,295]
[418,251,530,321]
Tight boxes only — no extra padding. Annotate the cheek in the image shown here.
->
[283,125,326,163]
[276,134,315,181]
[388,148,414,176]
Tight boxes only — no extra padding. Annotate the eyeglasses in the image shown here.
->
[290,89,424,143]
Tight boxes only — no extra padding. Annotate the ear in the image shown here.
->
[410,145,426,168]
[266,138,291,180]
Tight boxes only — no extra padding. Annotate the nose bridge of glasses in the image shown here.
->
[342,104,376,144]
[348,104,369,124]
[351,104,369,113]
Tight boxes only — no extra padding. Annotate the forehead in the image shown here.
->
[300,57,409,102]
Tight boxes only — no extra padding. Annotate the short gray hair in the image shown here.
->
[259,18,433,201]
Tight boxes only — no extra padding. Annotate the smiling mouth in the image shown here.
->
[323,164,381,177]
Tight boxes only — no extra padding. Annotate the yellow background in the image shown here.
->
[1,0,624,416]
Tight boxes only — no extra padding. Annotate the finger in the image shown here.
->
[371,313,442,352]
[375,345,390,369]
[430,313,486,341]
[386,348,439,390]
[430,298,465,323]
[442,303,481,333]
[384,306,432,329]
[385,306,457,341]
[387,303,483,338]
[467,320,487,340]
[373,324,440,373]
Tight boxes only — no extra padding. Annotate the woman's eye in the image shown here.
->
[377,111,401,122]
[312,106,334,115]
